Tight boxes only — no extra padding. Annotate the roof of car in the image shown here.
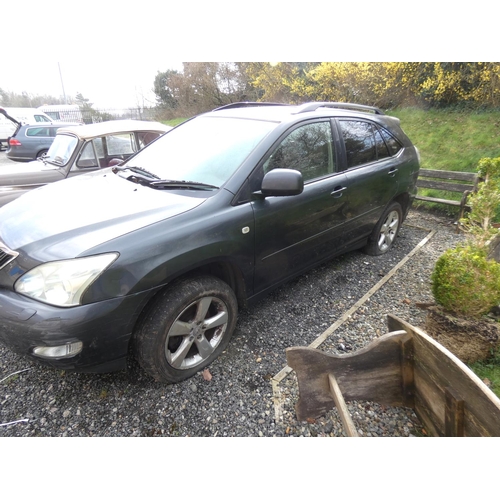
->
[206,101,391,123]
[21,122,81,128]
[56,120,172,140]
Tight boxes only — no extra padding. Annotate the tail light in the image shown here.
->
[9,138,21,147]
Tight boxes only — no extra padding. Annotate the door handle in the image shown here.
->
[388,168,398,177]
[331,186,347,198]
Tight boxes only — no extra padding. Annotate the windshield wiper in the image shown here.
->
[112,165,160,179]
[150,180,219,191]
[111,166,218,190]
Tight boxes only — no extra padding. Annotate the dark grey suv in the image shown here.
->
[0,102,420,383]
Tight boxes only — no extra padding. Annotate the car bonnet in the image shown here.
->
[0,169,207,259]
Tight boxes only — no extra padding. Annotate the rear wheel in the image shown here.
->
[364,202,402,256]
[133,276,238,383]
[36,149,48,159]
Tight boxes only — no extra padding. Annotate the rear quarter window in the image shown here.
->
[27,127,50,137]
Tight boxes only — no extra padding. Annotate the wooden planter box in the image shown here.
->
[286,314,500,437]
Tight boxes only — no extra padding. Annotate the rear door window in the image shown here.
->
[338,120,376,169]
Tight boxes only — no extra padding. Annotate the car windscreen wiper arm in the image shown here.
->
[150,180,219,190]
[112,165,160,179]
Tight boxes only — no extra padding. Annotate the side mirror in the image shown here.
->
[260,168,304,197]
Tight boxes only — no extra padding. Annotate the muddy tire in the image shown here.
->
[133,276,238,383]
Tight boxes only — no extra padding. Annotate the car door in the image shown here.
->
[251,120,350,294]
[335,119,400,242]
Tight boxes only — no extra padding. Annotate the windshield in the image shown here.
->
[45,134,78,166]
[123,116,276,187]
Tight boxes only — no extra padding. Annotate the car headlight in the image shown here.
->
[15,253,119,307]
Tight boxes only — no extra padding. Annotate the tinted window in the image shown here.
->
[375,127,391,160]
[379,127,402,156]
[339,120,376,168]
[263,121,335,182]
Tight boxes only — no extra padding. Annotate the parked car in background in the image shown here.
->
[0,102,420,384]
[6,122,81,162]
[0,107,53,150]
[38,104,84,124]
[0,119,172,207]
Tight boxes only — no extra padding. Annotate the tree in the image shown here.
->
[153,63,258,116]
[153,69,180,109]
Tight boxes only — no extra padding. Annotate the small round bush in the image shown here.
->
[431,245,500,317]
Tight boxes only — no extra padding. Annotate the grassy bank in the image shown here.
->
[391,108,500,172]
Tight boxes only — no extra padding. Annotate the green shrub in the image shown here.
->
[431,245,500,317]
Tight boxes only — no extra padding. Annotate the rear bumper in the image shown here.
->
[0,287,156,373]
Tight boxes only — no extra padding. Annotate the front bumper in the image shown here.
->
[0,287,157,373]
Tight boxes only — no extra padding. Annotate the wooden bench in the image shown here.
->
[415,168,480,219]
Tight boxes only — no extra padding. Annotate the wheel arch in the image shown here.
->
[392,192,411,220]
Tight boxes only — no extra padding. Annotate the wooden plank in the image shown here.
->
[417,179,473,193]
[418,169,477,182]
[401,337,415,407]
[415,195,462,207]
[286,330,410,421]
[445,387,465,437]
[328,374,359,437]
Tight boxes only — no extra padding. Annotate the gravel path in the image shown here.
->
[0,208,465,437]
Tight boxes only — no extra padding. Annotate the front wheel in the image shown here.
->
[133,276,238,383]
[364,202,402,256]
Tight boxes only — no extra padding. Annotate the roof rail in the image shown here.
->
[294,102,385,115]
[212,102,289,111]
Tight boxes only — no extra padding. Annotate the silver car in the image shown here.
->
[0,120,172,207]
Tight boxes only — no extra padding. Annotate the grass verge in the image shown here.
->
[469,350,500,399]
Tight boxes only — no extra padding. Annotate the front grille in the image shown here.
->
[0,241,18,270]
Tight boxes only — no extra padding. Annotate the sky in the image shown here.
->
[1,1,493,111]
[1,60,182,110]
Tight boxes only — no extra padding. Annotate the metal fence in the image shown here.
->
[47,107,164,125]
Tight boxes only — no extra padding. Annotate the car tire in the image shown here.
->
[36,149,48,159]
[133,275,238,383]
[363,202,402,256]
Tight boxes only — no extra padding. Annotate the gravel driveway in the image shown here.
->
[0,209,465,437]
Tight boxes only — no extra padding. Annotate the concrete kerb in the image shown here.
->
[271,223,437,423]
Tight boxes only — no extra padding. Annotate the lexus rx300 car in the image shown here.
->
[0,102,420,383]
